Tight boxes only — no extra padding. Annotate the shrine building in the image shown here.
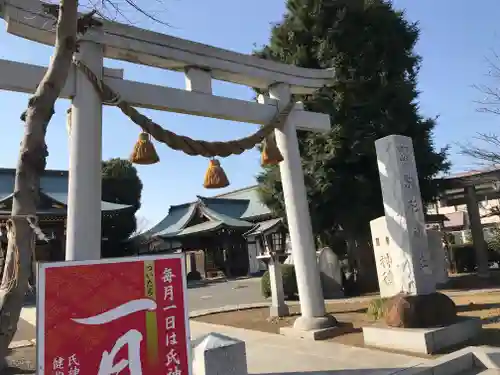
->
[0,167,133,263]
[135,186,286,278]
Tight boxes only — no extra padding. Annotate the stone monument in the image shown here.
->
[363,135,481,355]
[373,135,436,298]
[373,135,456,327]
[370,216,414,298]
[370,218,450,296]
[317,247,343,298]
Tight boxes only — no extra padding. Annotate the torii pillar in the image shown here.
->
[267,84,336,333]
[65,41,104,261]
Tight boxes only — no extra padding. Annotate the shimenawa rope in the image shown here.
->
[1,215,47,293]
[73,59,296,158]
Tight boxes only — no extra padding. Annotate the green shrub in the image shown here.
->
[366,297,388,320]
[450,242,500,273]
[450,244,476,273]
[261,264,298,299]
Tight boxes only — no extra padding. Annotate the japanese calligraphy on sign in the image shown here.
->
[407,197,420,213]
[38,254,190,375]
[52,353,80,375]
[403,174,415,189]
[397,145,411,162]
[379,252,394,285]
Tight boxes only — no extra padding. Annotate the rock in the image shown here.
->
[384,292,457,328]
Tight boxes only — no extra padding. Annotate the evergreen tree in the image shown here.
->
[255,0,449,289]
[101,158,143,257]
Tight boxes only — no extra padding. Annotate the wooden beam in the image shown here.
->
[0,59,331,132]
[3,0,335,94]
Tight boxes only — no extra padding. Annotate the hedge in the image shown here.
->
[450,243,500,273]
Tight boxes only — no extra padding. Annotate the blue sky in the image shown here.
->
[0,0,499,228]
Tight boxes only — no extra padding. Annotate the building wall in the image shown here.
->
[426,198,500,226]
[426,197,500,245]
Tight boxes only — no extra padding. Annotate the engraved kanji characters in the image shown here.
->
[397,145,410,162]
[379,253,394,285]
[403,174,414,189]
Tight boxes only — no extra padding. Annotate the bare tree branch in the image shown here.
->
[473,50,500,115]
[460,133,500,165]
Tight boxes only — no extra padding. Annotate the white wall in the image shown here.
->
[427,198,500,226]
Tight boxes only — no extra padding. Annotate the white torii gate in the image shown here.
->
[0,0,336,332]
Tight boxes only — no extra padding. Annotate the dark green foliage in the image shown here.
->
[255,1,450,251]
[450,243,500,273]
[487,227,500,254]
[261,264,298,298]
[450,244,476,273]
[101,158,143,258]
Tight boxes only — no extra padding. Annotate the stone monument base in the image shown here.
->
[362,317,482,354]
[384,292,457,328]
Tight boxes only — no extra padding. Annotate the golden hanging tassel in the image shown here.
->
[130,132,160,165]
[261,133,284,166]
[203,158,229,189]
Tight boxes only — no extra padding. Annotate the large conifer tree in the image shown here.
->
[255,0,449,290]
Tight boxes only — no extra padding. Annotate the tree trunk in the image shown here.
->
[0,0,78,365]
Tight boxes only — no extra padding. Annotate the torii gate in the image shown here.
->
[1,0,336,332]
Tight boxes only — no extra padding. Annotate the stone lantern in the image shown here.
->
[245,220,289,317]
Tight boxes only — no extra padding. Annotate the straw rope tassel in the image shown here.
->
[261,132,284,166]
[204,159,229,189]
[130,132,160,165]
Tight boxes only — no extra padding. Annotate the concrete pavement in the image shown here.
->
[190,320,427,374]
[187,277,265,311]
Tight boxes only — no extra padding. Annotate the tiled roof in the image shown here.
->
[145,198,254,239]
[143,204,196,237]
[141,185,275,240]
[0,167,131,212]
[244,218,283,237]
[213,185,272,219]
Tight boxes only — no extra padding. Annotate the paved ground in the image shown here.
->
[11,319,35,343]
[187,277,265,311]
[190,320,427,374]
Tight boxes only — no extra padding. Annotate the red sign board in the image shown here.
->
[37,254,191,375]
